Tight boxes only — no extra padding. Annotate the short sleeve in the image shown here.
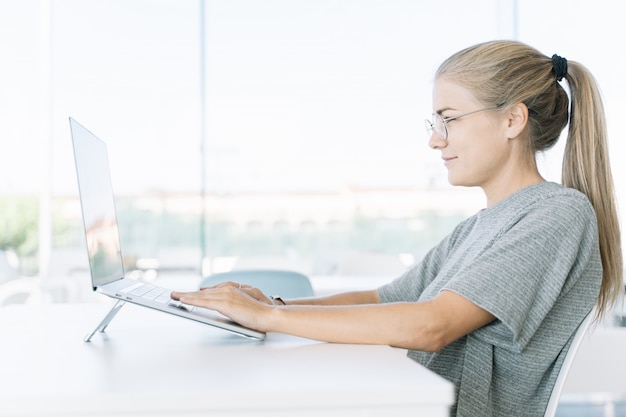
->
[443,194,599,351]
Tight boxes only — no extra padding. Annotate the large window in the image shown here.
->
[1,0,624,303]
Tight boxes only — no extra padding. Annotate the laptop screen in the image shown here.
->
[70,118,125,287]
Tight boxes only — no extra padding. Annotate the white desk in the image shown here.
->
[0,303,454,417]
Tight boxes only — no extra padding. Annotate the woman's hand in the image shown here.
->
[170,282,276,331]
[202,281,277,305]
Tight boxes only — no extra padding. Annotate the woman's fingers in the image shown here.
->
[170,285,272,331]
[197,282,272,305]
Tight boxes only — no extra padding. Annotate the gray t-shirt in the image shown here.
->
[378,182,601,417]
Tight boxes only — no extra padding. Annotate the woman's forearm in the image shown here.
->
[265,302,434,349]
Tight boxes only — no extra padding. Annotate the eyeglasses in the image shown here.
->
[425,106,499,141]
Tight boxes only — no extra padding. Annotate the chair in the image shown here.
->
[199,269,315,299]
[544,310,594,417]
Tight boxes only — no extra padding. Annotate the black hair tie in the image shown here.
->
[551,54,568,81]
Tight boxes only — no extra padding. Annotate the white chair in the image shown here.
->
[544,310,594,417]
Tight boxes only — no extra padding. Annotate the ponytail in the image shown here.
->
[562,62,622,319]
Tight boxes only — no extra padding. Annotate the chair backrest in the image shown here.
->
[544,310,594,417]
[199,269,314,299]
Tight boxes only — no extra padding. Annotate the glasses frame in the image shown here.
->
[425,105,500,141]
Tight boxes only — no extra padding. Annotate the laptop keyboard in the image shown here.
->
[119,282,173,304]
[115,281,237,326]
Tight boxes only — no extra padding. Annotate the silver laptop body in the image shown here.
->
[69,117,265,341]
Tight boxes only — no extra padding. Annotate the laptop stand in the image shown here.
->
[84,299,126,342]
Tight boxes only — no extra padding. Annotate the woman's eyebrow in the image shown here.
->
[435,106,454,115]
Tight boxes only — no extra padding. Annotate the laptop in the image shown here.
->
[69,117,266,341]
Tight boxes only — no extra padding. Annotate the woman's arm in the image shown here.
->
[171,286,494,352]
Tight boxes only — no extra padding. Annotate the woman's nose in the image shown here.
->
[428,131,447,149]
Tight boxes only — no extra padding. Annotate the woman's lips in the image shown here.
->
[442,156,457,166]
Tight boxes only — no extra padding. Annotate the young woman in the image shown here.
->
[172,40,622,416]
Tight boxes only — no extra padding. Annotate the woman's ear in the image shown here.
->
[505,102,529,140]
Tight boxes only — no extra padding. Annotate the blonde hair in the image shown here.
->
[436,40,622,319]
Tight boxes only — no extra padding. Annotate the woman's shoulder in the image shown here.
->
[496,181,595,219]
[470,182,597,241]
[447,182,595,247]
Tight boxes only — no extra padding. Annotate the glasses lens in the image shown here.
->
[433,113,447,140]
